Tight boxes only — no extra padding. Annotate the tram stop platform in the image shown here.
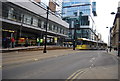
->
[0,46,71,53]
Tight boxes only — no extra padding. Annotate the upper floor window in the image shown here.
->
[32,17,38,26]
[38,19,42,28]
[24,14,32,25]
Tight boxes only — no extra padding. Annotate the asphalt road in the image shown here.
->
[2,50,118,79]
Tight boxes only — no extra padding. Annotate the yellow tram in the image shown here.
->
[76,38,107,50]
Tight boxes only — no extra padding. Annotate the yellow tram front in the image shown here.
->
[76,38,91,50]
[76,38,107,50]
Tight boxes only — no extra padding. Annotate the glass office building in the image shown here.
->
[62,0,97,40]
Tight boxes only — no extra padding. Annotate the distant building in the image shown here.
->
[1,0,69,47]
[62,0,97,40]
[111,2,120,50]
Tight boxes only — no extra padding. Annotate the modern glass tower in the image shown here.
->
[62,0,97,40]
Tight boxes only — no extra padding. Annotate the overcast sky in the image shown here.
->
[94,0,120,43]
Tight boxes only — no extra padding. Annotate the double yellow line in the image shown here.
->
[65,69,85,81]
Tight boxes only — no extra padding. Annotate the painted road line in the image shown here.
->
[65,69,86,81]
[65,69,84,81]
[70,71,84,81]
[90,57,95,62]
[91,64,94,67]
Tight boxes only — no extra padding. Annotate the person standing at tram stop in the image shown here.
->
[6,37,11,48]
[11,37,15,48]
[25,38,29,47]
[37,38,40,46]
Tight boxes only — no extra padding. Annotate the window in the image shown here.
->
[24,14,32,25]
[53,25,56,32]
[41,21,44,29]
[43,21,46,29]
[8,7,18,21]
[58,27,60,33]
[38,19,42,28]
[55,26,58,32]
[7,6,22,22]
[80,16,89,26]
[2,4,9,18]
[49,23,52,31]
[32,17,38,26]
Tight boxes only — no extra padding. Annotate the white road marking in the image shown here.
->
[91,64,94,67]
[34,59,38,61]
[90,57,95,62]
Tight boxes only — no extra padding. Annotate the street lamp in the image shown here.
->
[43,6,49,53]
[111,12,120,56]
[20,14,24,38]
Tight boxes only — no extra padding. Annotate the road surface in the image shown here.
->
[2,50,118,79]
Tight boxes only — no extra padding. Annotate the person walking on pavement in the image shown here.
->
[11,37,15,48]
[106,48,108,53]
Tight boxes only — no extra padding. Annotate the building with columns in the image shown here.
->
[1,0,69,48]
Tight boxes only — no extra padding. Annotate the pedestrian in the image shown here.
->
[6,37,11,48]
[3,37,7,48]
[31,41,34,46]
[25,38,29,47]
[37,38,40,46]
[11,37,15,48]
[106,48,108,53]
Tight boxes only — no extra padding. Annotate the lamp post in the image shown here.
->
[73,20,76,50]
[20,14,24,38]
[111,12,120,56]
[43,6,49,53]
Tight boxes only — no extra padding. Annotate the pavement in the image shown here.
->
[1,45,71,53]
[77,65,118,79]
[2,48,80,67]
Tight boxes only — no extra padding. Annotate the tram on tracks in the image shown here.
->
[76,38,107,50]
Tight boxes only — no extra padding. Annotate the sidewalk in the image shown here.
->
[108,50,118,56]
[1,45,71,53]
[77,65,118,79]
[2,49,80,67]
